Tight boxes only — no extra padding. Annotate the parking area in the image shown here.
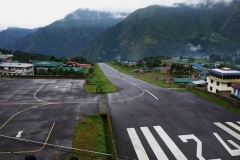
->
[0,78,100,158]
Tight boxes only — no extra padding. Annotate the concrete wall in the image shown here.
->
[207,77,232,93]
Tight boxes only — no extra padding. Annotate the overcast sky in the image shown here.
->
[0,0,233,30]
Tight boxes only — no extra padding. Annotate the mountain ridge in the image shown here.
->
[74,0,240,61]
[9,9,129,58]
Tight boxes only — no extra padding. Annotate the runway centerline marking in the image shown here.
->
[145,90,159,100]
[130,82,136,86]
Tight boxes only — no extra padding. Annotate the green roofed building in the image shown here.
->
[62,67,84,72]
[33,61,63,72]
[173,78,193,83]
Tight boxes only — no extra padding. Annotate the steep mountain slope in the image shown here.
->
[0,27,38,48]
[75,1,240,62]
[10,9,128,58]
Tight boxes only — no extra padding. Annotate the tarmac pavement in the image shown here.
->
[99,63,240,160]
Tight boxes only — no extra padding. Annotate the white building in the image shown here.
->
[0,52,13,63]
[207,68,240,93]
[0,62,34,75]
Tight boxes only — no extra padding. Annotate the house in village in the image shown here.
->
[0,53,34,75]
[231,83,240,98]
[66,62,91,68]
[207,68,240,93]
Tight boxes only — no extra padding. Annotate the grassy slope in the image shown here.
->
[84,64,118,93]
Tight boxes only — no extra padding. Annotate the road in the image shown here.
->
[99,63,240,160]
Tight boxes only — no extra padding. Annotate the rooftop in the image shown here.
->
[33,61,63,67]
[0,62,33,68]
[209,68,240,76]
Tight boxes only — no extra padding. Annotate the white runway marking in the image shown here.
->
[213,133,240,156]
[127,128,149,160]
[141,127,168,160]
[68,83,72,91]
[225,122,240,131]
[130,82,136,86]
[214,122,240,141]
[145,90,159,100]
[16,131,23,138]
[154,126,187,160]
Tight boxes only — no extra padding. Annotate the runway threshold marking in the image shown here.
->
[0,123,55,154]
[141,127,168,160]
[145,90,159,100]
[0,106,37,130]
[127,128,149,160]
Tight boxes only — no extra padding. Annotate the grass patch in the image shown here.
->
[84,64,118,93]
[69,114,113,159]
[107,62,181,89]
[83,84,97,93]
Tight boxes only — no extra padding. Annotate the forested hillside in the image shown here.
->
[9,9,128,58]
[75,0,240,62]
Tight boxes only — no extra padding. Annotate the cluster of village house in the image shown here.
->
[0,53,91,76]
[1,53,240,98]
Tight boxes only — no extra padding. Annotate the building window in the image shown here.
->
[227,83,232,87]
[217,82,219,86]
[211,80,213,83]
[210,86,212,91]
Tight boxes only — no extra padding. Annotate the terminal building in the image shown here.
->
[0,52,34,75]
[207,68,240,93]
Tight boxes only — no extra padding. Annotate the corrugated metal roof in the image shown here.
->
[209,68,240,76]
[0,62,33,67]
[192,80,207,85]
[231,83,240,89]
[33,61,63,67]
[173,78,192,83]
[62,67,84,72]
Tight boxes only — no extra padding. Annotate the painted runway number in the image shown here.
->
[127,121,240,160]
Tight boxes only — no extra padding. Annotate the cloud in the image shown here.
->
[0,0,235,30]
[187,43,202,52]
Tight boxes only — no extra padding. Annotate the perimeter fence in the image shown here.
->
[0,135,135,160]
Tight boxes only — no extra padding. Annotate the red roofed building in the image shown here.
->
[66,62,91,68]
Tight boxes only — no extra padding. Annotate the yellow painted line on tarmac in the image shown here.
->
[34,83,47,102]
[0,123,55,154]
[0,106,38,130]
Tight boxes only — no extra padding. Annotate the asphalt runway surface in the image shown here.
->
[0,79,99,159]
[99,63,240,160]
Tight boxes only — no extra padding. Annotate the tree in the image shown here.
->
[89,67,95,74]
